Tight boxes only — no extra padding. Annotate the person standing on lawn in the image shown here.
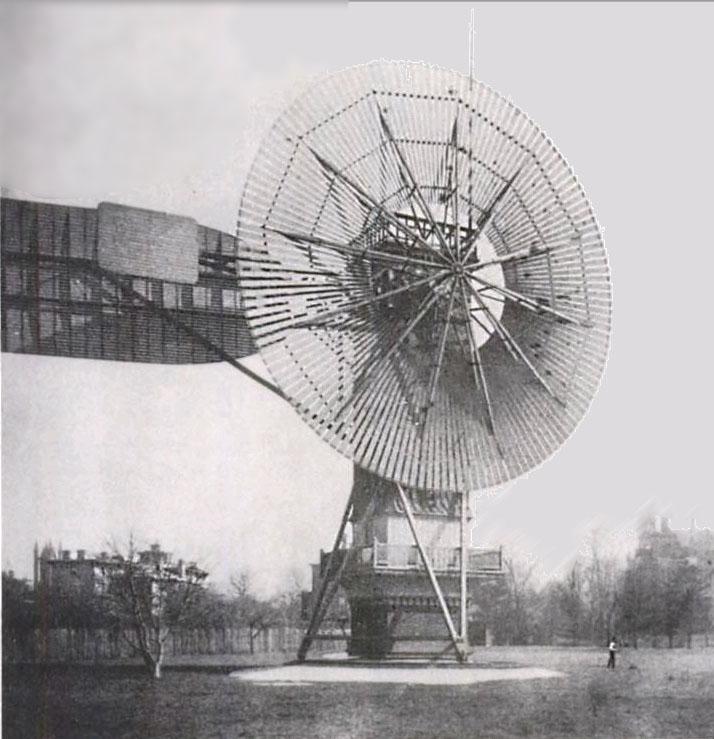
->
[607,637,618,669]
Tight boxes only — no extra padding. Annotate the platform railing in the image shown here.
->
[369,543,502,573]
[318,544,502,576]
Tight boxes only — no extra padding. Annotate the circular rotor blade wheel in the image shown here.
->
[238,61,611,493]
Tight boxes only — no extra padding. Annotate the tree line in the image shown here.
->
[3,521,712,677]
[2,540,302,679]
[472,529,712,649]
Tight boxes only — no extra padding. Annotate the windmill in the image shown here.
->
[236,60,611,661]
[1,58,611,663]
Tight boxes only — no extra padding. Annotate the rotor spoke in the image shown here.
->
[290,268,450,329]
[460,168,521,264]
[376,138,431,241]
[331,277,448,424]
[434,117,460,257]
[421,276,459,423]
[377,108,456,262]
[462,277,564,405]
[379,127,427,241]
[437,118,458,227]
[306,145,451,266]
[465,244,555,271]
[465,271,590,327]
[450,117,461,262]
[268,227,443,270]
[458,278,501,450]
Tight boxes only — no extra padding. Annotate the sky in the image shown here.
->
[2,1,713,596]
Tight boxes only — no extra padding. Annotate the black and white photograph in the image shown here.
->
[1,1,713,737]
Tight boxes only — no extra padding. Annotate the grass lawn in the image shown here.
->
[3,646,713,738]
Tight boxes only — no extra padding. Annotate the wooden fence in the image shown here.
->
[2,626,344,663]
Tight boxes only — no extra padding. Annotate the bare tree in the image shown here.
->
[100,539,207,678]
[501,557,537,645]
[685,561,713,647]
[555,562,585,646]
[272,568,307,628]
[230,572,280,654]
[658,558,704,648]
[582,533,618,644]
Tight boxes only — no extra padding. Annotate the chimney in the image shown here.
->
[77,549,86,561]
[62,550,71,561]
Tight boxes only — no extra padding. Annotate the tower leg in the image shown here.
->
[297,490,379,662]
[297,490,354,662]
[460,491,469,646]
[395,484,469,662]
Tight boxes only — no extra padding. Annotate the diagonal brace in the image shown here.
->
[297,489,379,662]
[395,483,469,662]
[90,264,284,399]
